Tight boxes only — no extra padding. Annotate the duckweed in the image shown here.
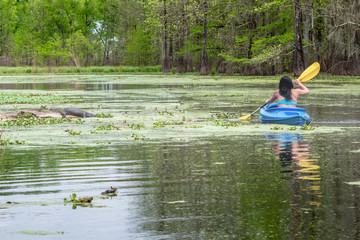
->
[0,93,65,104]
[0,117,73,127]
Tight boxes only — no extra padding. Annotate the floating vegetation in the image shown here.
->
[64,193,93,203]
[96,124,120,131]
[125,133,149,141]
[301,124,316,131]
[202,94,218,97]
[212,112,232,119]
[0,92,65,104]
[186,125,203,128]
[96,113,114,118]
[288,126,297,131]
[157,110,173,116]
[128,123,145,130]
[153,120,184,128]
[213,120,243,128]
[65,129,81,135]
[175,105,186,113]
[75,119,84,125]
[0,117,73,127]
[270,126,284,130]
[0,134,25,146]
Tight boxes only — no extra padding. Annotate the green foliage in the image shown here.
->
[0,0,358,75]
[153,120,184,128]
[0,134,25,146]
[65,129,81,136]
[127,123,145,130]
[96,124,120,131]
[0,116,73,127]
[96,113,114,118]
[0,93,64,104]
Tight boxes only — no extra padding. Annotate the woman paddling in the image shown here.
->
[265,76,310,107]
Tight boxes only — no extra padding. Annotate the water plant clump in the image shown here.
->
[96,113,114,118]
[125,133,149,141]
[65,129,81,135]
[211,112,234,119]
[0,116,73,127]
[128,123,145,130]
[96,123,120,131]
[213,120,244,128]
[0,134,25,146]
[270,126,284,130]
[153,120,184,128]
[301,124,316,131]
[0,92,65,104]
[64,193,94,204]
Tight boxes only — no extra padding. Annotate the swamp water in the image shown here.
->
[0,75,360,239]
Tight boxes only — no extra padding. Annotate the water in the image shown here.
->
[0,75,360,239]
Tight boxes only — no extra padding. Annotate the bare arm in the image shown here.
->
[265,90,279,104]
[293,79,310,95]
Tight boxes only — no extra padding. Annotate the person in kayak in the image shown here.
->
[265,76,310,107]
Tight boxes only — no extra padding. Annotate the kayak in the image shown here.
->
[259,103,311,125]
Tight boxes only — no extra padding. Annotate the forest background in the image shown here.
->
[0,0,359,76]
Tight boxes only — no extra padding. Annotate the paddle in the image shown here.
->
[239,62,320,120]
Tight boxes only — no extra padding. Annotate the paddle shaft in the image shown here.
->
[250,103,267,116]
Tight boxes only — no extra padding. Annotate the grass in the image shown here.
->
[0,66,162,74]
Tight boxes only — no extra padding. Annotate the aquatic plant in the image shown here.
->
[202,94,218,97]
[0,93,65,104]
[153,120,184,128]
[64,193,93,204]
[185,125,203,128]
[212,112,232,119]
[300,124,316,131]
[0,117,73,127]
[96,124,120,131]
[157,110,174,116]
[128,123,145,130]
[125,133,149,141]
[213,120,243,128]
[65,129,81,135]
[96,113,114,118]
[0,134,25,146]
[288,126,297,131]
[270,126,284,130]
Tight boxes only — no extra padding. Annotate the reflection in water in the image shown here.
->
[266,133,321,201]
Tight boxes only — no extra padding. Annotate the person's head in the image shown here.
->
[279,76,293,100]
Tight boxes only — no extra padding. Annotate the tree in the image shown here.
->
[293,0,305,76]
[200,0,208,75]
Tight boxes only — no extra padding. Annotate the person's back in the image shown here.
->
[266,76,309,107]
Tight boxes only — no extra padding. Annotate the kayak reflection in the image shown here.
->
[266,133,321,202]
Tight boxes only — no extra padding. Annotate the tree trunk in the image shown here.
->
[161,0,170,73]
[200,0,208,75]
[293,0,305,76]
[177,1,186,73]
[303,0,311,67]
[311,8,318,62]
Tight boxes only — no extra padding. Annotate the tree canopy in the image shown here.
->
[0,0,359,75]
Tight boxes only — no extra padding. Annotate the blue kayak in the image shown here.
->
[259,103,311,125]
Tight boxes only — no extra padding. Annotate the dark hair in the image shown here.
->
[279,76,293,100]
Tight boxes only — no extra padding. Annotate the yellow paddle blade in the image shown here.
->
[239,114,251,120]
[298,62,320,82]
